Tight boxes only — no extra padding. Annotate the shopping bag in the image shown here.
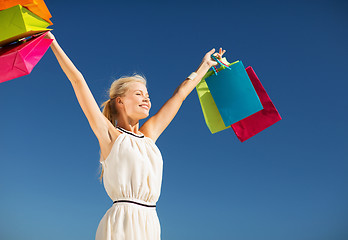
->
[231,66,282,142]
[205,59,264,127]
[0,0,52,24]
[0,4,51,46]
[0,31,53,83]
[196,58,239,133]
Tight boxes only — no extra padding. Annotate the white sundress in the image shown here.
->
[95,127,163,240]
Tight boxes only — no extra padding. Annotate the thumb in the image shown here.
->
[205,48,215,58]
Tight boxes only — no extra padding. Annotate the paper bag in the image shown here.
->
[231,66,282,142]
[0,32,53,83]
[0,0,52,25]
[205,60,264,126]
[0,4,51,46]
[196,59,239,133]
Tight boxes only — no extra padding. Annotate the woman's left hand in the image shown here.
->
[44,31,56,40]
[201,47,227,68]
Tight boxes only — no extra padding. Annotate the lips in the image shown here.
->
[139,104,149,110]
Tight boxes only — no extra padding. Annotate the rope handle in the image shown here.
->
[210,54,231,75]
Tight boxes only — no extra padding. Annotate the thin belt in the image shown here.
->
[113,200,156,208]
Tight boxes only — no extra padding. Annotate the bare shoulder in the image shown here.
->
[140,120,157,143]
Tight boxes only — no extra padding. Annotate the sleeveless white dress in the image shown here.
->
[95,127,163,240]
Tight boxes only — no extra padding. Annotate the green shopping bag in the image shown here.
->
[196,58,239,134]
[0,4,51,46]
[0,0,53,25]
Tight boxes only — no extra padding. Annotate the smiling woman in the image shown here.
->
[44,30,226,240]
[99,74,151,179]
[100,75,149,128]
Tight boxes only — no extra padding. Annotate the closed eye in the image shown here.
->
[134,90,149,99]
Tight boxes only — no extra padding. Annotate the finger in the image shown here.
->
[220,50,226,57]
[215,52,222,59]
[212,61,218,66]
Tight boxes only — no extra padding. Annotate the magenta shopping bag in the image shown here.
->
[0,31,52,83]
[231,66,281,142]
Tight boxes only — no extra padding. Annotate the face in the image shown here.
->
[117,82,151,120]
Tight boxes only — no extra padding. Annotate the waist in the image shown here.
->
[113,199,156,208]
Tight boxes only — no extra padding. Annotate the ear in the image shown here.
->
[115,96,123,105]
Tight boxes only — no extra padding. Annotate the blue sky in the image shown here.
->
[1,0,347,239]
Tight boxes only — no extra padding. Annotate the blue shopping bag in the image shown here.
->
[205,57,263,126]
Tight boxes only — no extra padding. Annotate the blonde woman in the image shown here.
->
[45,31,226,240]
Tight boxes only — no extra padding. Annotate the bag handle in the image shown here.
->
[210,54,231,75]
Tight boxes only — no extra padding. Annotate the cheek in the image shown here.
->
[123,98,138,110]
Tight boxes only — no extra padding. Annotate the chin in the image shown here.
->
[136,106,150,119]
[138,112,149,119]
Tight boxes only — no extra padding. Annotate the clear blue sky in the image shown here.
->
[1,0,347,239]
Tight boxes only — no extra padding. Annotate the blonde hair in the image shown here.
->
[98,74,147,182]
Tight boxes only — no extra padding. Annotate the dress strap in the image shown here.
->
[116,126,145,138]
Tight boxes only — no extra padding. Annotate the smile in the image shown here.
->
[139,104,149,110]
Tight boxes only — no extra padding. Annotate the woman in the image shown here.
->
[46,31,226,240]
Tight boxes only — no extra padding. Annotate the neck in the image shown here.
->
[116,118,140,134]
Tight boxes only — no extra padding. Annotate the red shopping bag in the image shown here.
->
[0,31,52,83]
[231,66,281,142]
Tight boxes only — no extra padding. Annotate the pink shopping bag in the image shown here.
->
[231,66,281,142]
[0,31,52,83]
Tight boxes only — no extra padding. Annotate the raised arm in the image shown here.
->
[141,48,226,142]
[46,32,115,146]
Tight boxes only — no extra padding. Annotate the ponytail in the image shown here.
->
[101,98,117,126]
